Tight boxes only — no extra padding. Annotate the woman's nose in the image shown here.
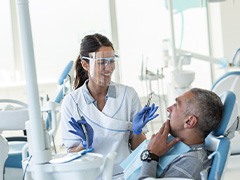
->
[104,61,110,67]
[104,61,115,71]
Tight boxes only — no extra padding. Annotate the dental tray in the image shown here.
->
[49,148,94,164]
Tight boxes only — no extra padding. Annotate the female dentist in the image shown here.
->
[61,33,158,177]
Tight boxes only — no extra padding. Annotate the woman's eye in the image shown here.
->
[96,59,115,65]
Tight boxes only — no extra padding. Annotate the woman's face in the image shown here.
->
[88,46,116,86]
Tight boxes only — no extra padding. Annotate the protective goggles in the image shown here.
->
[82,54,119,66]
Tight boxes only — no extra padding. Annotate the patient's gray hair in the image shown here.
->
[184,88,223,138]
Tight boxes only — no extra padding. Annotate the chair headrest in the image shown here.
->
[212,91,238,137]
[58,61,74,85]
[52,86,65,103]
[0,108,29,131]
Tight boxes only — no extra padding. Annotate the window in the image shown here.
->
[1,0,112,85]
[0,1,15,85]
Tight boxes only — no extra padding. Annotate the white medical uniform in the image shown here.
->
[61,81,142,175]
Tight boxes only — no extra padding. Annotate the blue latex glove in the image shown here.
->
[68,117,94,149]
[132,103,159,134]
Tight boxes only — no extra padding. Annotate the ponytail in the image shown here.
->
[73,55,88,89]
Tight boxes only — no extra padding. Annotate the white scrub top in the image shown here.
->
[61,81,142,174]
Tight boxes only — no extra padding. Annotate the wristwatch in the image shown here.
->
[140,149,159,162]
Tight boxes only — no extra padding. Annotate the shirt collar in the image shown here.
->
[190,143,205,151]
[82,80,116,105]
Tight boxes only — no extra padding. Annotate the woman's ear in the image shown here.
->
[81,60,89,71]
[184,115,197,128]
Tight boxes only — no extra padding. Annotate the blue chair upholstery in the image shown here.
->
[204,91,238,180]
[211,71,240,154]
[57,60,74,86]
[45,60,73,131]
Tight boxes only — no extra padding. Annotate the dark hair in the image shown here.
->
[73,33,114,89]
[185,88,224,138]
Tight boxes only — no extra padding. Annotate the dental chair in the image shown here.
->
[45,60,73,131]
[0,60,73,180]
[0,99,29,180]
[211,71,240,154]
[203,90,238,180]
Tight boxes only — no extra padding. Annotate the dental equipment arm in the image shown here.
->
[132,103,159,134]
[68,117,94,149]
[225,116,240,139]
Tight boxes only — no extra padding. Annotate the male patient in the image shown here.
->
[139,88,223,180]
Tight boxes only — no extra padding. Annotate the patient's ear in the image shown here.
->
[81,60,89,71]
[184,115,197,128]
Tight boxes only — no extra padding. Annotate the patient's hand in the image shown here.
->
[147,120,180,157]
